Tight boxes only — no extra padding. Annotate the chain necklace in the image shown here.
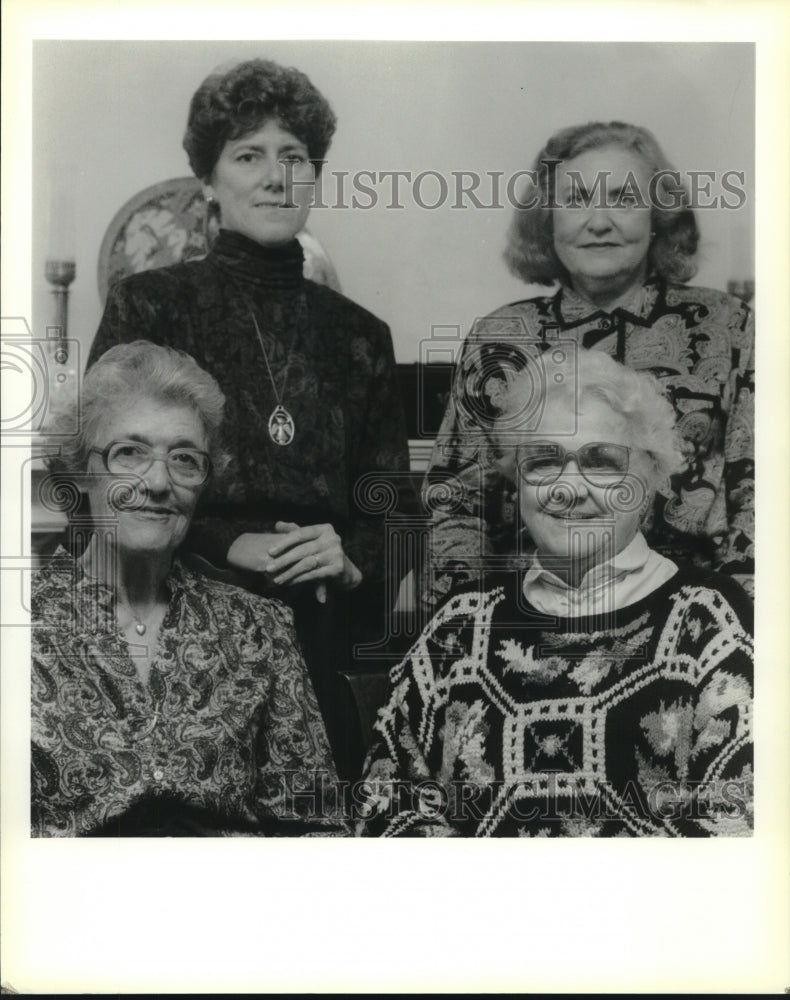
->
[122,602,166,637]
[248,307,298,446]
[78,546,163,637]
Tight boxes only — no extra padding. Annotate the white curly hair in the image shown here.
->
[493,347,686,490]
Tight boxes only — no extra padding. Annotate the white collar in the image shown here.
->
[522,533,677,615]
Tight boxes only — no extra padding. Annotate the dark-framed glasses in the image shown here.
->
[90,440,211,487]
[517,441,630,487]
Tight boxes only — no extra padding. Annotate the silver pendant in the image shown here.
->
[268,405,295,446]
[134,622,147,636]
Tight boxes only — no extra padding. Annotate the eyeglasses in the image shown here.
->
[517,441,630,487]
[89,440,211,487]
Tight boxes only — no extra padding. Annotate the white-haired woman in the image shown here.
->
[32,341,344,837]
[425,121,754,610]
[359,349,752,837]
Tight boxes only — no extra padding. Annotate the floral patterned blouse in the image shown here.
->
[424,278,754,607]
[358,566,753,837]
[31,549,346,836]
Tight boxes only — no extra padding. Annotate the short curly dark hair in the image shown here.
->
[183,58,337,180]
[504,121,700,286]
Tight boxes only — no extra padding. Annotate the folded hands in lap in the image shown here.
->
[228,521,362,603]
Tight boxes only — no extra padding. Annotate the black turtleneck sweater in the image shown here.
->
[88,229,411,591]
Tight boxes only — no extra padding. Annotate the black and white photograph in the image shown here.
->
[2,0,788,993]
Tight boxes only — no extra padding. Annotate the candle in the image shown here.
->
[47,164,76,263]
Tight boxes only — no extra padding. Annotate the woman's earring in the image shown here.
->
[203,194,219,248]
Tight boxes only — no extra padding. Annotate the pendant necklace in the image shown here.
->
[123,600,166,637]
[249,307,297,447]
[126,608,156,636]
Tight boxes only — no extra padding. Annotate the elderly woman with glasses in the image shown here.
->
[358,349,752,837]
[32,341,344,837]
[425,121,754,611]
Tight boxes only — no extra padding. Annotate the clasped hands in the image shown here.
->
[227,521,362,603]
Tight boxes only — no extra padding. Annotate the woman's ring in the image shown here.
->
[313,555,321,569]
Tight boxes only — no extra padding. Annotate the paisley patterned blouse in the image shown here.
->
[424,278,754,607]
[31,549,345,836]
[358,566,753,837]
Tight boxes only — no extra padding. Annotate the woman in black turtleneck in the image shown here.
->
[88,59,410,781]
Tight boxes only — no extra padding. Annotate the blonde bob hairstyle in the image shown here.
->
[503,121,700,286]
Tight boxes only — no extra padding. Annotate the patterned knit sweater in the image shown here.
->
[358,566,753,837]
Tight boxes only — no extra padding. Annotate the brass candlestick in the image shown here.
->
[45,258,76,364]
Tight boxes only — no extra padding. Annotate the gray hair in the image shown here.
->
[45,340,229,479]
[494,348,685,490]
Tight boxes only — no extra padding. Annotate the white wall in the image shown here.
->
[33,40,754,366]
